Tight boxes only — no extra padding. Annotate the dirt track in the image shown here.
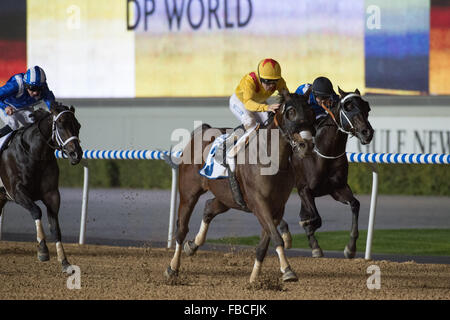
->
[0,241,449,300]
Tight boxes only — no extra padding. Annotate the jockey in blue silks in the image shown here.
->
[295,76,339,122]
[0,66,55,138]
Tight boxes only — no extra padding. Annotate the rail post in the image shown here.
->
[167,167,179,248]
[365,163,379,260]
[79,159,89,245]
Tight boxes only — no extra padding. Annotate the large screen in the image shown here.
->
[0,0,448,97]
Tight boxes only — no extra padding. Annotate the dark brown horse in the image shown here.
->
[0,102,82,273]
[280,88,373,259]
[164,91,315,283]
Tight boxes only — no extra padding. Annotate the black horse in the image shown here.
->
[0,102,82,273]
[280,88,373,259]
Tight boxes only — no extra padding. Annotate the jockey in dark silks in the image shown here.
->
[295,76,339,122]
[0,66,55,138]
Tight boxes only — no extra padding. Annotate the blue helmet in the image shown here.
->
[24,66,47,90]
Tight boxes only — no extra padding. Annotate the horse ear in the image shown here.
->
[355,88,361,95]
[338,86,346,97]
[281,89,290,101]
[70,105,75,113]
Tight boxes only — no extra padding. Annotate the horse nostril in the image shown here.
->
[362,129,370,137]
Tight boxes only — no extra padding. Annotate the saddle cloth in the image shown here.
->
[199,134,229,179]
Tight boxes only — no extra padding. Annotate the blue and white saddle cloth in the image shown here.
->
[199,134,229,179]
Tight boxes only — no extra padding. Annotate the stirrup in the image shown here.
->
[226,165,249,211]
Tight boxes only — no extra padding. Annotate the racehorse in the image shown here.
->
[0,102,82,273]
[164,90,315,283]
[279,88,373,259]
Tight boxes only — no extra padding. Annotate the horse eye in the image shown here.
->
[287,108,296,121]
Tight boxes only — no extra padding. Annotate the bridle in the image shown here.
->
[318,93,361,136]
[39,110,80,155]
[273,102,313,154]
[314,93,363,159]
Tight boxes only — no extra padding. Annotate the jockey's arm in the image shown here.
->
[242,80,269,113]
[0,80,19,109]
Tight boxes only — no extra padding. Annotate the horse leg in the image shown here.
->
[165,191,202,279]
[42,190,72,273]
[14,185,49,262]
[249,230,270,283]
[185,198,229,256]
[256,212,298,283]
[278,219,292,249]
[298,188,323,258]
[331,185,360,259]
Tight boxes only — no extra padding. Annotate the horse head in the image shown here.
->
[49,101,83,165]
[277,88,316,158]
[337,88,374,145]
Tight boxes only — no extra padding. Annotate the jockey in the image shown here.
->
[226,58,289,172]
[295,76,339,122]
[0,66,55,138]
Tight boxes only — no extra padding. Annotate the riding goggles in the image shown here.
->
[260,78,278,85]
[24,83,44,92]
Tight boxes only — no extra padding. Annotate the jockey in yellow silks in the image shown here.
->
[226,58,289,172]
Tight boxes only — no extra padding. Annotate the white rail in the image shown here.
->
[2,150,447,258]
[347,152,449,259]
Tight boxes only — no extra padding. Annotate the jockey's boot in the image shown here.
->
[224,124,257,211]
[0,125,12,138]
[226,160,247,209]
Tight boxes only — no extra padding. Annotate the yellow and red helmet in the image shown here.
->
[257,58,281,80]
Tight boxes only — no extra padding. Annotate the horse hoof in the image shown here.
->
[281,267,298,282]
[282,232,292,249]
[184,241,198,256]
[61,259,73,274]
[344,245,356,259]
[164,266,178,279]
[37,241,50,262]
[312,248,324,258]
[38,252,50,262]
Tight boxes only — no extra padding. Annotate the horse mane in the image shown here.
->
[31,108,51,122]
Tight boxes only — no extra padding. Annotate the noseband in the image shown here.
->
[52,110,80,149]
